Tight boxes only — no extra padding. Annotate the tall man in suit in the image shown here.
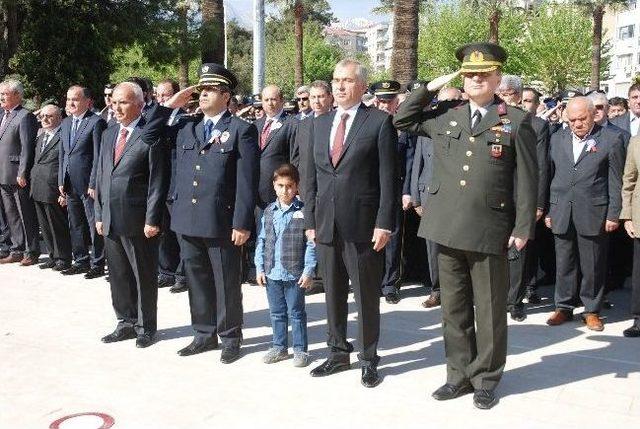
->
[95,82,168,348]
[100,83,116,125]
[163,64,259,363]
[497,75,550,321]
[294,85,312,121]
[0,79,40,265]
[31,105,72,270]
[58,85,107,278]
[394,43,538,409]
[545,97,625,332]
[611,83,640,138]
[304,59,397,388]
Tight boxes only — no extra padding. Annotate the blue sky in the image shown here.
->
[226,0,389,28]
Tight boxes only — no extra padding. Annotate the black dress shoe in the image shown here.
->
[473,389,498,409]
[432,382,474,400]
[177,337,219,356]
[101,327,136,343]
[61,264,90,275]
[623,320,640,338]
[220,346,241,364]
[39,260,57,269]
[158,276,174,288]
[361,366,381,388]
[84,267,105,279]
[170,282,188,294]
[509,307,526,322]
[0,251,9,260]
[384,290,401,304]
[525,289,541,304]
[310,359,351,377]
[136,333,155,348]
[53,261,71,271]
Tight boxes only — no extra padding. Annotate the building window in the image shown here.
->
[619,53,633,68]
[618,25,634,40]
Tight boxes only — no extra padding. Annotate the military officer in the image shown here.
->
[394,43,538,409]
[164,64,260,364]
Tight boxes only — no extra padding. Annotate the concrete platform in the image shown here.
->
[1,262,639,428]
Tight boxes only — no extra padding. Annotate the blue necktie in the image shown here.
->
[204,119,214,143]
[70,118,79,142]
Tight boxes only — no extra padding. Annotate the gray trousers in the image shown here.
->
[0,184,39,256]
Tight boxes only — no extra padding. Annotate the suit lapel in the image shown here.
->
[195,117,206,148]
[335,104,368,166]
[561,130,575,166]
[34,135,45,163]
[320,111,336,166]
[574,125,602,166]
[265,114,286,148]
[472,103,500,136]
[113,117,145,169]
[70,112,91,151]
[40,132,61,159]
[0,107,19,140]
[453,105,472,136]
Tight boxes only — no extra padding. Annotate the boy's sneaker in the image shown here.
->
[292,351,311,367]
[263,347,288,364]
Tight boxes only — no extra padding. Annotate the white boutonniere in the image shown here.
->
[585,139,598,153]
[209,129,222,144]
[293,211,304,219]
[271,121,283,131]
[220,131,230,143]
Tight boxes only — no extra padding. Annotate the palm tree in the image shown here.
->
[575,0,627,91]
[390,0,419,84]
[200,0,225,63]
[268,0,305,87]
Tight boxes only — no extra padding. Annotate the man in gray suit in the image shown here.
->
[0,79,40,265]
[611,83,640,138]
[545,97,625,331]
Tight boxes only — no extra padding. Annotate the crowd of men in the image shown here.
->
[1,40,640,410]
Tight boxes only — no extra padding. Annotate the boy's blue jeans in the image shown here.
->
[265,278,308,352]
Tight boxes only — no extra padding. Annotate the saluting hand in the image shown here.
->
[164,85,198,109]
[232,229,250,246]
[426,70,461,92]
[372,228,391,252]
[144,224,160,238]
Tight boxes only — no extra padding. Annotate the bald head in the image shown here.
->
[261,85,284,118]
[566,96,595,138]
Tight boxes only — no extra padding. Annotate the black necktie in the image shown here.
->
[471,109,482,131]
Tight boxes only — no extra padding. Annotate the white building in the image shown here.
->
[601,1,640,97]
[325,19,394,73]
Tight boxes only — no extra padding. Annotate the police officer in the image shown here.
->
[394,43,538,409]
[164,64,260,363]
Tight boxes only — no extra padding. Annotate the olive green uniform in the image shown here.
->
[393,85,538,389]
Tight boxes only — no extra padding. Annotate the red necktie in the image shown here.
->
[331,113,349,166]
[114,128,129,164]
[260,119,273,150]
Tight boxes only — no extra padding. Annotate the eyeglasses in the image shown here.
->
[296,97,309,102]
[595,104,605,110]
[40,114,56,118]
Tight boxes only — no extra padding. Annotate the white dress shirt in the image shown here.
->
[329,103,360,150]
[118,116,142,143]
[630,113,640,137]
[203,110,227,129]
[41,126,61,151]
[571,126,594,163]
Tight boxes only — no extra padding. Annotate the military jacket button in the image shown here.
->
[462,165,469,171]
[460,180,466,186]
[466,151,473,157]
[469,136,475,142]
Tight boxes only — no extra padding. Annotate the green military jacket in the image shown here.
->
[393,86,538,255]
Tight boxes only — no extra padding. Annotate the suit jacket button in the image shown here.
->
[195,165,201,171]
[200,150,205,155]
[193,181,198,187]
[192,198,197,204]
[500,202,505,208]
[446,130,451,135]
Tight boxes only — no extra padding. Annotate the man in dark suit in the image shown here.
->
[394,43,538,409]
[304,59,397,388]
[95,82,168,348]
[497,75,551,322]
[99,83,116,125]
[0,79,40,265]
[31,105,72,270]
[611,83,640,138]
[58,85,107,279]
[294,85,312,121]
[545,96,625,332]
[163,64,259,363]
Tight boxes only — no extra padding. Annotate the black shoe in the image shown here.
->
[602,299,613,309]
[384,290,401,304]
[170,282,188,294]
[310,359,351,377]
[39,260,56,269]
[361,366,381,388]
[158,276,174,288]
[0,251,9,260]
[61,264,90,275]
[101,327,136,343]
[177,337,219,356]
[53,261,71,271]
[509,307,527,322]
[623,320,640,338]
[220,346,241,364]
[136,333,155,348]
[525,290,541,304]
[473,389,498,410]
[432,382,474,401]
[84,267,105,279]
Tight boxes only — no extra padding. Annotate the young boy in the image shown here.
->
[255,163,316,367]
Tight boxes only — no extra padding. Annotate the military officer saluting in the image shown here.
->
[164,64,260,363]
[394,43,538,409]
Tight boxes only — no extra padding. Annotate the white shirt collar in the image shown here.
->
[571,125,595,144]
[45,125,61,138]
[266,110,285,122]
[336,102,360,117]
[469,100,493,117]
[203,110,227,128]
[119,115,142,136]
[72,110,88,121]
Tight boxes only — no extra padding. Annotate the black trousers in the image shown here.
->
[0,184,40,256]
[105,234,158,335]
[34,200,72,262]
[527,218,556,287]
[66,186,104,268]
[317,230,383,367]
[382,206,403,295]
[507,242,535,310]
[631,239,640,318]
[554,220,608,314]
[0,197,12,253]
[158,203,185,283]
[178,234,243,346]
[438,245,509,391]
[607,228,633,291]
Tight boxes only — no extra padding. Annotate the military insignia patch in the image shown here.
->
[202,65,209,73]
[491,144,503,158]
[382,82,390,89]
[470,51,484,62]
[220,131,230,143]
[500,117,511,125]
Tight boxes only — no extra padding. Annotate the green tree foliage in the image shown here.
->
[226,20,254,96]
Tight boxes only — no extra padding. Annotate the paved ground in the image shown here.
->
[1,261,639,429]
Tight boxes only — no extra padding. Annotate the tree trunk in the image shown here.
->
[488,7,500,44]
[1,0,21,76]
[177,1,190,88]
[200,0,225,63]
[390,0,419,85]
[293,0,304,87]
[590,5,604,91]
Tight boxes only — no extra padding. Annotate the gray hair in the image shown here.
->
[499,75,523,95]
[335,58,369,85]
[309,80,331,94]
[567,96,595,114]
[1,79,24,98]
[295,85,310,95]
[587,92,608,108]
[114,82,144,104]
[40,104,62,117]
